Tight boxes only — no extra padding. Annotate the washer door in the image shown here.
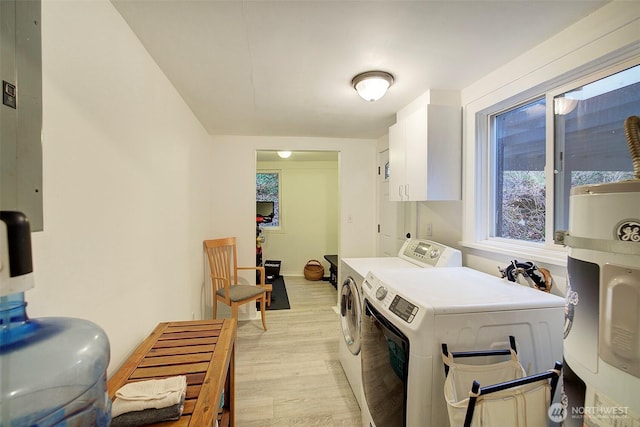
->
[340,276,362,355]
[361,299,408,427]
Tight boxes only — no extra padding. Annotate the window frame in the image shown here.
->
[488,96,547,243]
[256,169,282,230]
[466,55,640,267]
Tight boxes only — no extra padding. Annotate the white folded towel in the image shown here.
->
[111,376,187,418]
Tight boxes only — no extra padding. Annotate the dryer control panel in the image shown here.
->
[399,238,462,268]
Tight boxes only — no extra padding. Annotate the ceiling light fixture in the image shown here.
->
[277,151,292,159]
[352,71,394,102]
[554,97,579,115]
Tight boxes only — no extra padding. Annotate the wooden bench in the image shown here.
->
[107,319,236,427]
[324,254,338,289]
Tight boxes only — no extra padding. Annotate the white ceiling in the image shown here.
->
[111,0,608,140]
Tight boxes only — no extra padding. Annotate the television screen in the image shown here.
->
[257,201,274,222]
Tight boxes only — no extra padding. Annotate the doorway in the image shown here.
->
[256,150,339,277]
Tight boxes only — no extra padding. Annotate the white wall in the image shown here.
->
[209,135,377,312]
[415,201,462,250]
[211,136,376,261]
[27,1,376,375]
[258,159,339,277]
[458,1,640,295]
[29,0,215,374]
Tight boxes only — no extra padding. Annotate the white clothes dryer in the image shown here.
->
[360,267,565,427]
[339,239,461,408]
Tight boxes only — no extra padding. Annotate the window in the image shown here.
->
[553,65,639,232]
[491,98,546,242]
[256,172,280,227]
[488,62,640,245]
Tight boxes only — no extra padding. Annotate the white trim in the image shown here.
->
[461,239,568,267]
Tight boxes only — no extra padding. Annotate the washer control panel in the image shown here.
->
[364,272,419,324]
[389,294,418,323]
[375,286,388,300]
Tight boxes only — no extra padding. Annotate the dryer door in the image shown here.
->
[340,276,362,355]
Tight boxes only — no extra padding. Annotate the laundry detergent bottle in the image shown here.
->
[0,211,111,426]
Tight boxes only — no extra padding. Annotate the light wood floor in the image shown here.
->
[234,276,362,426]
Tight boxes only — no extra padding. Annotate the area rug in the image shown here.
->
[259,276,290,310]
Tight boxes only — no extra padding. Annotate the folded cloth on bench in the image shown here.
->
[110,395,185,427]
[112,376,187,418]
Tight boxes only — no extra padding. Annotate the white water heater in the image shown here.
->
[558,116,640,426]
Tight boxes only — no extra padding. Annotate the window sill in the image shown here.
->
[460,239,568,267]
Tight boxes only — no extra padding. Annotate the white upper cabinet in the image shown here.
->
[388,121,406,201]
[388,104,461,201]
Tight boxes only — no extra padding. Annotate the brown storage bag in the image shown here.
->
[303,260,324,281]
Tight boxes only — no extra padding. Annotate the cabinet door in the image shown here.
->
[390,103,461,202]
[404,105,428,201]
[405,104,461,201]
[425,104,461,200]
[388,121,406,201]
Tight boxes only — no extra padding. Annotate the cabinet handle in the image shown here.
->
[398,186,403,199]
[404,184,409,199]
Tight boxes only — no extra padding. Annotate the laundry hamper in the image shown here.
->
[303,260,324,281]
[442,337,562,427]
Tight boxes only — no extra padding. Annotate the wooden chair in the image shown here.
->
[203,237,268,331]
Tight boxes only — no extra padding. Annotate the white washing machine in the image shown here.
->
[339,239,461,408]
[360,267,565,427]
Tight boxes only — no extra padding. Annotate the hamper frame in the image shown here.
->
[441,336,562,427]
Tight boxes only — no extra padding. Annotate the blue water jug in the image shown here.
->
[0,211,111,426]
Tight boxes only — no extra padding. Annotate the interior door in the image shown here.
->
[378,149,412,256]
